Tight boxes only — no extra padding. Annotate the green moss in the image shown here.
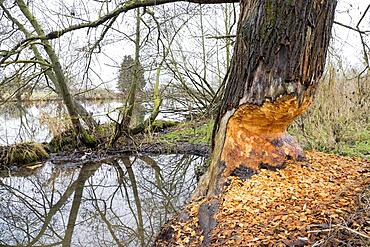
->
[286,0,295,6]
[266,0,273,17]
[48,129,78,152]
[48,126,101,151]
[95,123,115,138]
[4,142,49,165]
[80,129,97,147]
[260,0,277,39]
[161,120,213,144]
[148,120,178,132]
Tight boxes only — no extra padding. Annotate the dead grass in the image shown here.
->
[39,111,72,137]
[289,68,370,159]
[3,142,49,165]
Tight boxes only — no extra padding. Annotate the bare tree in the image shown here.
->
[0,0,98,145]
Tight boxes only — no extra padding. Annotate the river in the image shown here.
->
[0,100,191,145]
[0,100,205,246]
[0,154,204,246]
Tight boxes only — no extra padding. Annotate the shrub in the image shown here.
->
[289,67,369,159]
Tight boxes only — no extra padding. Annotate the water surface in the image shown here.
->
[0,154,203,246]
[0,100,193,145]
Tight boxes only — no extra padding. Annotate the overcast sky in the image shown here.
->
[331,0,369,70]
[90,0,370,88]
[2,0,369,89]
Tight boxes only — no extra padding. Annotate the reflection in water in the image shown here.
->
[0,101,48,145]
[0,154,203,246]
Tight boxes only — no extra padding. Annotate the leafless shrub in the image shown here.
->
[290,67,369,158]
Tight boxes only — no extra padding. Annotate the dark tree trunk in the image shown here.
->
[194,0,337,197]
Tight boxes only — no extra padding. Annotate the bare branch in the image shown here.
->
[356,4,370,68]
[0,59,52,67]
[10,0,239,44]
[205,34,236,39]
[333,21,368,34]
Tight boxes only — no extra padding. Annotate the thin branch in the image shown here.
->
[205,34,236,39]
[7,0,239,44]
[333,21,368,34]
[336,225,370,240]
[356,4,370,68]
[0,59,52,67]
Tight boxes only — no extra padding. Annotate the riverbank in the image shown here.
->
[0,118,369,246]
[0,116,368,169]
[0,119,211,169]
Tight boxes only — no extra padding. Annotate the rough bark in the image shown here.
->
[110,9,142,145]
[194,0,337,198]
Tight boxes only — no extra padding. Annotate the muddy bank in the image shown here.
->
[49,142,209,167]
[0,141,209,170]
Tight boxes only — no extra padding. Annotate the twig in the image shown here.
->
[307,229,333,233]
[335,225,370,240]
[333,21,368,34]
[308,224,370,240]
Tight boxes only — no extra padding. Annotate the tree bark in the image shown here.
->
[194,0,337,197]
[110,8,142,145]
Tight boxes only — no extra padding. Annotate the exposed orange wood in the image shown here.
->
[221,95,312,177]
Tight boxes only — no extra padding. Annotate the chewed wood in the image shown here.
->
[221,95,311,176]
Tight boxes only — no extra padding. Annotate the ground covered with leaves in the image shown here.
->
[155,151,370,246]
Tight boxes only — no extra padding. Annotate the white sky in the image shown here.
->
[90,0,370,88]
[332,0,370,70]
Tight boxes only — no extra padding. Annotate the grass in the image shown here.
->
[289,67,369,160]
[161,119,214,144]
[290,127,370,159]
[335,131,369,158]
[4,142,49,165]
[12,67,368,161]
[159,68,369,160]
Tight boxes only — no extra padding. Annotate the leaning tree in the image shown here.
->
[194,0,337,197]
[0,0,98,145]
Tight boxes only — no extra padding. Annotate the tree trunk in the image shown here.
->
[195,0,337,197]
[16,0,96,145]
[1,3,98,131]
[111,8,142,145]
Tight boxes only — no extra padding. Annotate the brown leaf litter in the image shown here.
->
[155,151,370,246]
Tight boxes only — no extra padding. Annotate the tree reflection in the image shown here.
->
[0,163,100,246]
[0,154,203,246]
[0,101,53,144]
